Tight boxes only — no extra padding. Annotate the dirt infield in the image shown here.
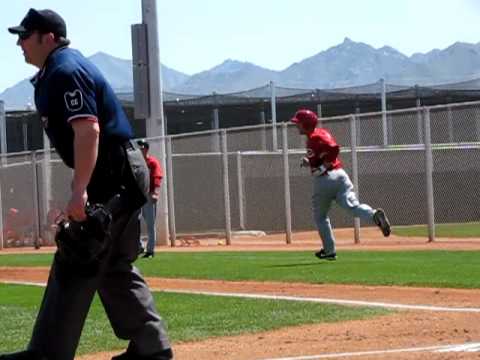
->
[1,230,480,359]
[3,228,480,254]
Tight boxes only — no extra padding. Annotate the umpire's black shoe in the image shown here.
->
[373,208,391,237]
[314,249,337,260]
[111,348,173,360]
[0,350,46,360]
[142,252,154,259]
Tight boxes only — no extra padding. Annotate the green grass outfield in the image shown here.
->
[0,283,388,355]
[1,250,479,288]
[393,222,480,237]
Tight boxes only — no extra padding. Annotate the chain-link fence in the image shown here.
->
[2,101,480,248]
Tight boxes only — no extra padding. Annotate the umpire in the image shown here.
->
[2,8,173,360]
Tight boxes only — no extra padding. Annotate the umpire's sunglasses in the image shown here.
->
[18,31,34,41]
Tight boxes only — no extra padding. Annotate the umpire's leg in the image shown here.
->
[27,254,102,359]
[98,210,171,357]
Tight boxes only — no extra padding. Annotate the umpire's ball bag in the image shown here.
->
[123,140,150,210]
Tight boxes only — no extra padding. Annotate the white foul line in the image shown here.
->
[2,280,480,313]
[260,342,480,360]
[1,280,46,287]
[162,289,480,313]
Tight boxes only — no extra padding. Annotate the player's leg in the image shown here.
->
[334,169,391,236]
[98,210,172,359]
[312,175,337,257]
[143,199,157,257]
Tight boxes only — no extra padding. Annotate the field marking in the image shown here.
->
[2,280,480,313]
[1,280,46,287]
[260,342,480,359]
[162,289,480,313]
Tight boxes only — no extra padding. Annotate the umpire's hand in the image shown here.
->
[66,190,88,221]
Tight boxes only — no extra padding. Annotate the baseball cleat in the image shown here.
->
[315,249,337,260]
[373,209,391,237]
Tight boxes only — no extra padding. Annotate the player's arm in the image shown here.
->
[150,158,163,200]
[321,145,339,164]
[67,117,100,221]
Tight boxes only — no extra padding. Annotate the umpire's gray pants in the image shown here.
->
[28,209,171,360]
[312,168,375,254]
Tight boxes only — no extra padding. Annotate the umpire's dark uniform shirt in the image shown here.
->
[27,47,171,360]
[32,46,134,203]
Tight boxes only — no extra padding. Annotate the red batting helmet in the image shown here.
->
[291,109,318,132]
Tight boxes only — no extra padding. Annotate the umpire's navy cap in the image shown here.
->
[8,8,67,38]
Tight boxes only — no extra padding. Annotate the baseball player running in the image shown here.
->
[291,109,391,260]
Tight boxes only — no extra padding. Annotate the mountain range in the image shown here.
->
[2,37,480,110]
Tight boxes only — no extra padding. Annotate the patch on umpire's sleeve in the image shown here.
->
[64,89,83,112]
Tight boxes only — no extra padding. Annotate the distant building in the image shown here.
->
[4,79,480,152]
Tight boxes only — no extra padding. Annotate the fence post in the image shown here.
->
[0,101,6,164]
[350,115,360,243]
[41,134,52,243]
[236,151,246,230]
[0,154,3,250]
[416,98,423,144]
[380,78,388,147]
[166,136,176,246]
[0,101,4,249]
[475,106,480,141]
[447,105,454,142]
[260,111,267,151]
[282,123,292,244]
[270,81,278,151]
[221,130,232,244]
[423,108,435,242]
[316,102,322,124]
[212,103,220,152]
[31,151,41,249]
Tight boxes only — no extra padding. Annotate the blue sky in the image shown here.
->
[1,0,479,93]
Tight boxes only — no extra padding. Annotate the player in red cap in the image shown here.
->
[291,109,391,260]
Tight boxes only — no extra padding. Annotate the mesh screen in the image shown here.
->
[356,113,385,146]
[239,153,286,232]
[34,153,71,245]
[1,155,37,247]
[356,148,428,226]
[388,109,423,145]
[430,104,480,144]
[226,125,273,152]
[171,131,221,154]
[431,147,480,223]
[170,154,225,233]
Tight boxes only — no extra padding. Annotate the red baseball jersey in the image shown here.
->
[306,128,342,172]
[145,154,163,193]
